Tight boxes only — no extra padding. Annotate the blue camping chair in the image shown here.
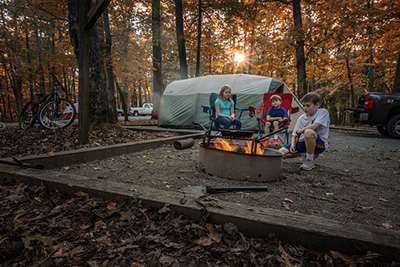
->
[201,93,248,130]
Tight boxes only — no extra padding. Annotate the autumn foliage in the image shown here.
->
[0,0,399,124]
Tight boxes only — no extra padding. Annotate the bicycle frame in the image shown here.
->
[21,73,71,129]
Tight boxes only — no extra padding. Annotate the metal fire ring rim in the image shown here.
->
[199,143,283,157]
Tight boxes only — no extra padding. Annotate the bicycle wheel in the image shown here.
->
[19,101,38,129]
[38,99,76,130]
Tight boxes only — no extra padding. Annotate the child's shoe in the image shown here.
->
[272,139,280,146]
[299,159,315,171]
[262,140,270,146]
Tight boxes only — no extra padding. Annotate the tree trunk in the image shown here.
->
[195,0,202,77]
[292,0,307,97]
[366,0,374,92]
[11,15,23,115]
[138,82,143,107]
[152,0,163,119]
[34,28,45,93]
[88,20,116,125]
[25,27,34,100]
[103,8,118,121]
[68,0,116,130]
[175,0,188,79]
[393,51,400,93]
[114,75,129,122]
[131,83,137,107]
[346,50,355,106]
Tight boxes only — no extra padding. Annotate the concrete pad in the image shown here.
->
[1,167,399,260]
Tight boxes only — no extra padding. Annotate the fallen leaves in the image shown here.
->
[0,181,394,266]
[381,222,393,229]
[0,125,178,158]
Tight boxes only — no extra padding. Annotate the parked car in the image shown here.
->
[116,108,124,116]
[130,103,153,116]
[346,92,400,138]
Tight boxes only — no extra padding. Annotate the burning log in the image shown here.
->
[234,145,246,154]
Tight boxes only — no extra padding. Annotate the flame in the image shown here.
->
[213,138,238,152]
[211,138,264,155]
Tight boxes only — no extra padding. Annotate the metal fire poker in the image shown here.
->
[0,157,45,170]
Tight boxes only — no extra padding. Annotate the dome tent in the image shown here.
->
[158,74,304,130]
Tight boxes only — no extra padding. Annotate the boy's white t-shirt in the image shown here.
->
[292,108,330,147]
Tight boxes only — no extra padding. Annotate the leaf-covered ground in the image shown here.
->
[0,181,394,266]
[0,120,173,158]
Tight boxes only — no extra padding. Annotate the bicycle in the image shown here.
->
[19,73,77,130]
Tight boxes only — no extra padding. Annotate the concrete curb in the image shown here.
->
[1,167,399,260]
[1,133,203,169]
[124,125,204,134]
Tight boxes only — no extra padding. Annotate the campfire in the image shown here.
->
[198,130,283,182]
[211,138,264,155]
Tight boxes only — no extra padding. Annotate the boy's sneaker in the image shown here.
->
[262,140,270,146]
[272,139,280,146]
[299,159,315,171]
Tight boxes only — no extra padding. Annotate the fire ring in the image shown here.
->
[198,131,283,182]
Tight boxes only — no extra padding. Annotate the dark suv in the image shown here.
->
[349,92,400,139]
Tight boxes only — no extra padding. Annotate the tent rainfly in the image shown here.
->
[158,74,304,130]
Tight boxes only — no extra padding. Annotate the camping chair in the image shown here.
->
[201,93,248,130]
[249,93,299,145]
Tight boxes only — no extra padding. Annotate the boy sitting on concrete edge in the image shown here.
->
[278,92,329,171]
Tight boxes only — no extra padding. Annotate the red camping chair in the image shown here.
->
[249,93,300,145]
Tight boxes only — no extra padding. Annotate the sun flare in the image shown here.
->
[234,52,245,63]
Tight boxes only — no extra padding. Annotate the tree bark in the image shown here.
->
[103,8,118,121]
[393,51,400,93]
[88,20,116,125]
[114,75,129,122]
[68,0,116,133]
[292,0,307,97]
[152,0,163,119]
[175,0,188,79]
[11,14,23,115]
[195,0,202,77]
[346,50,355,106]
[25,27,34,100]
[366,0,374,92]
[34,28,45,93]
[138,82,143,107]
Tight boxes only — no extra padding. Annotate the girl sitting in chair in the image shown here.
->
[215,84,242,130]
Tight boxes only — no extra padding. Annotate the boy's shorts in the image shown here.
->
[283,135,326,154]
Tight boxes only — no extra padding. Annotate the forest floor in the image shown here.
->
[2,181,395,266]
[1,121,399,265]
[0,119,167,158]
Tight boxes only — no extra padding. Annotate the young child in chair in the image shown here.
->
[263,94,287,146]
[215,84,242,130]
[278,92,329,171]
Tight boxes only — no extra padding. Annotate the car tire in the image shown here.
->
[377,126,389,136]
[133,111,139,117]
[117,112,123,116]
[387,114,400,139]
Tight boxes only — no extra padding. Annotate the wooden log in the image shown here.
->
[173,138,195,150]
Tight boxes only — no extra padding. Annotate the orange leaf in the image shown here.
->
[381,222,393,229]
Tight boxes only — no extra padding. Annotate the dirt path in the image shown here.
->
[63,130,400,229]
